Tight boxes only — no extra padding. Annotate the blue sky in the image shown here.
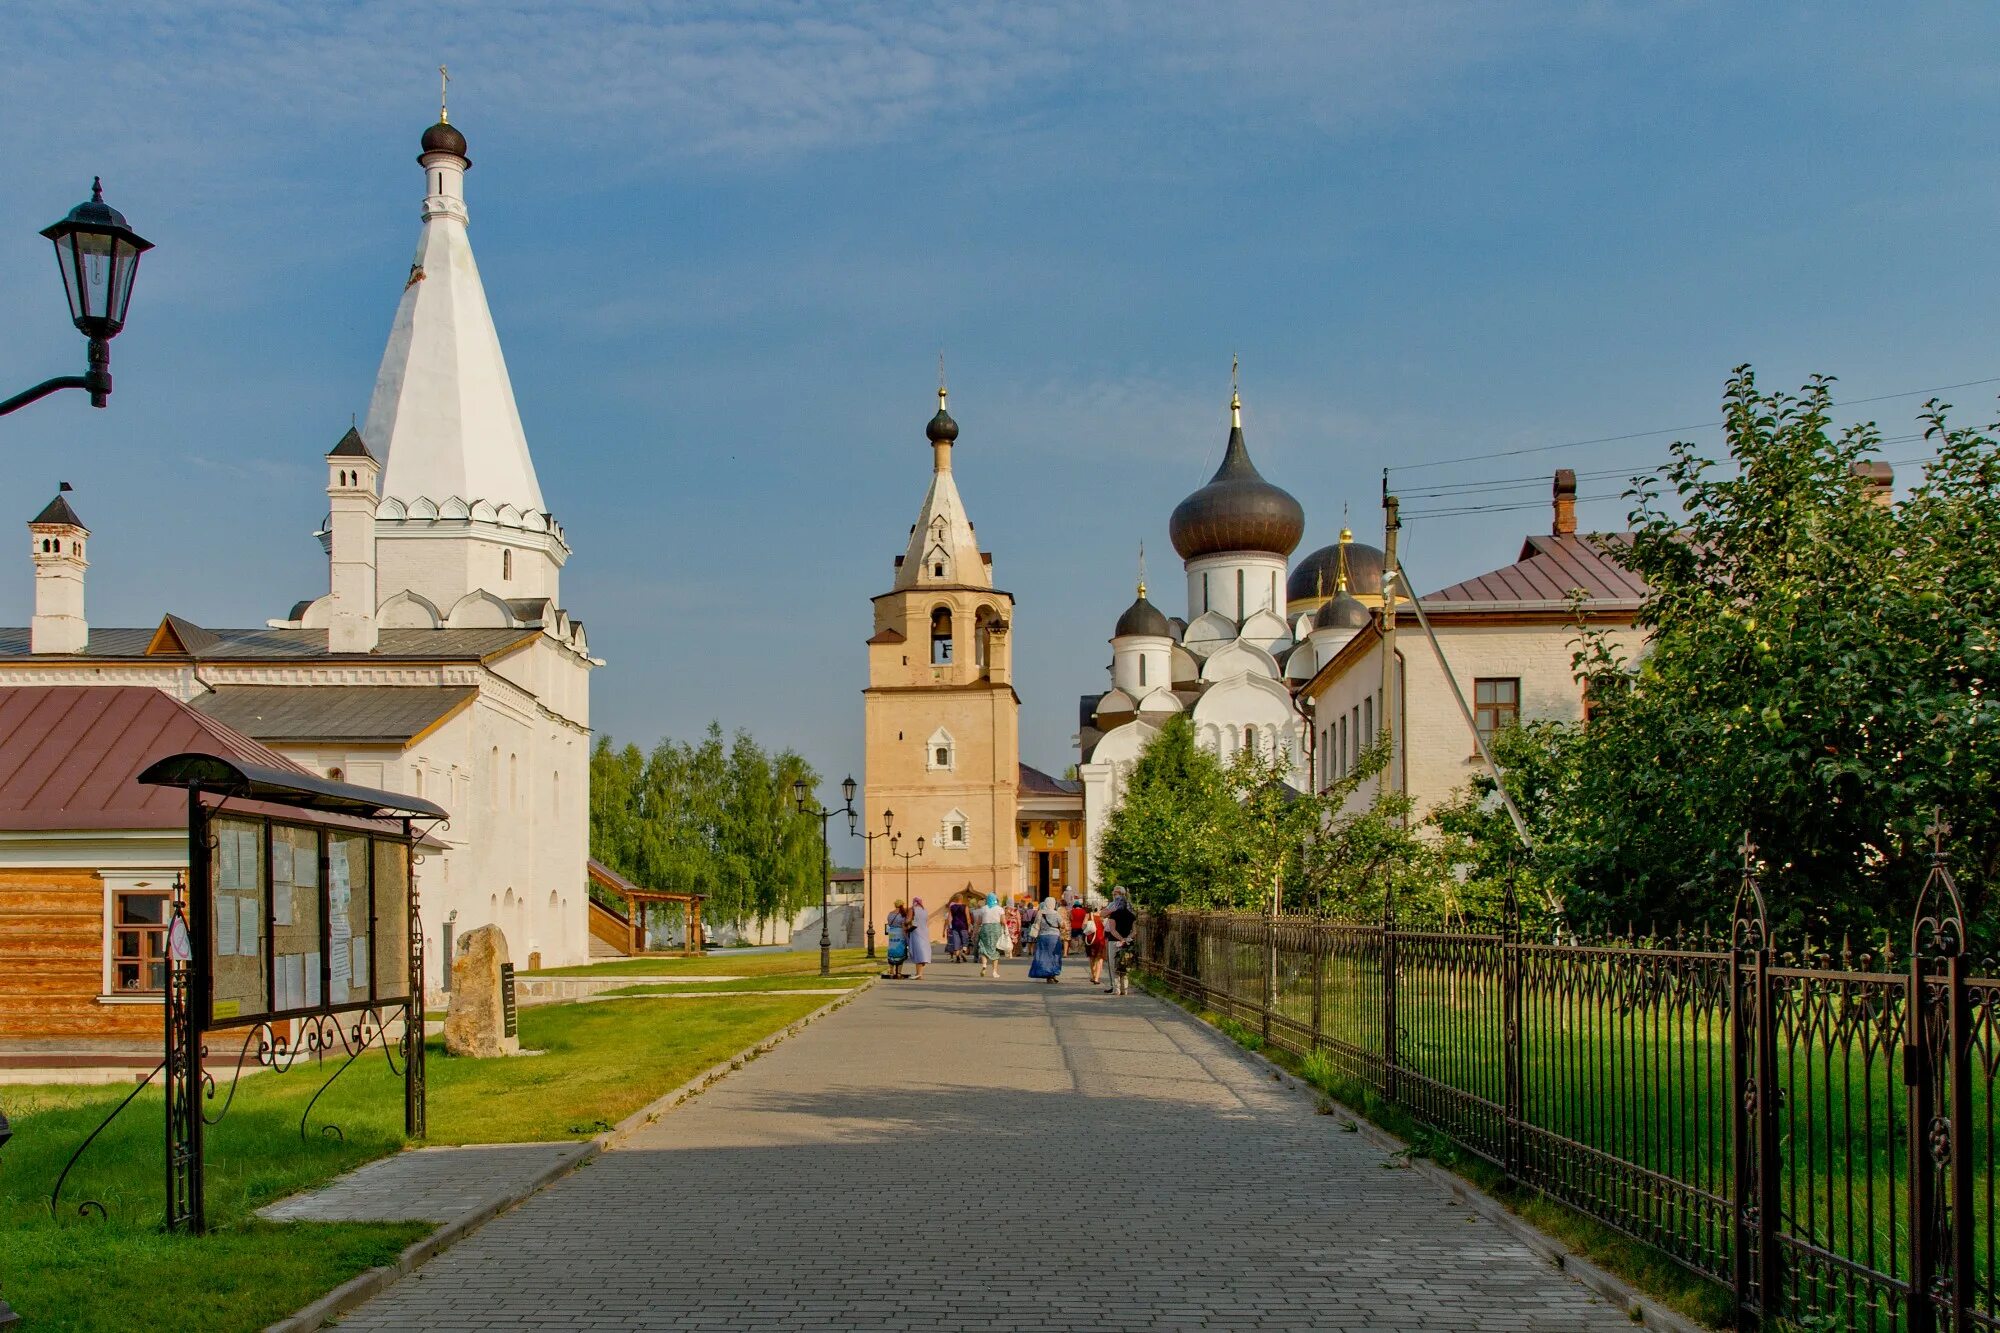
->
[2,2,1997,791]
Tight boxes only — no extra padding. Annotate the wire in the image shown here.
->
[1385,377,2000,475]
[1401,491,1627,520]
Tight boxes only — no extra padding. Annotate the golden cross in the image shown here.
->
[439,64,450,122]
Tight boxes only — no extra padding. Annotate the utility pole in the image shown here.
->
[1379,473,1401,816]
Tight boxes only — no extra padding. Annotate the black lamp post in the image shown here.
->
[794,774,857,978]
[2,179,153,417]
[854,809,895,960]
[889,833,926,936]
[0,1106,15,1326]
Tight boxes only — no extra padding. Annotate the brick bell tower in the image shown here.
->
[861,389,1020,942]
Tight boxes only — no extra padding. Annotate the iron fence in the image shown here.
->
[1132,835,1996,1332]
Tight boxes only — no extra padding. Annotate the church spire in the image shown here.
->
[362,97,548,518]
[899,388,982,591]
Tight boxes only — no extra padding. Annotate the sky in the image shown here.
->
[2,2,1998,792]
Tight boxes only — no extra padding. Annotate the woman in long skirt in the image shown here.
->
[884,901,908,979]
[907,897,933,980]
[975,893,1008,978]
[1027,893,1066,983]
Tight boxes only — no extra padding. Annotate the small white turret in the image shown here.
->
[324,427,381,654]
[28,485,88,655]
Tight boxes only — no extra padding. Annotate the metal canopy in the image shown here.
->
[136,750,448,819]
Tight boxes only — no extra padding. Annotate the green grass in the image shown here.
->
[601,975,873,997]
[527,947,874,979]
[1,990,839,1331]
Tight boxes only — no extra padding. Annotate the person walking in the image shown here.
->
[1027,893,1066,983]
[945,895,972,963]
[1085,906,1107,986]
[885,900,909,979]
[1067,898,1087,957]
[907,897,933,980]
[975,892,1008,978]
[1103,887,1136,995]
[1014,898,1034,956]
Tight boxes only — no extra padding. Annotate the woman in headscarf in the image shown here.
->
[1027,892,1066,983]
[884,900,909,979]
[907,897,933,980]
[974,892,1008,978]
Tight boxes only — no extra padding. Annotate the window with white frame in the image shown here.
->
[938,809,970,849]
[926,727,956,772]
[106,880,172,995]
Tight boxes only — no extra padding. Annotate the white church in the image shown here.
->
[0,107,598,978]
[1075,384,1387,891]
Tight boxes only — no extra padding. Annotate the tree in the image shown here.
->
[1545,367,1998,943]
[1097,716,1237,909]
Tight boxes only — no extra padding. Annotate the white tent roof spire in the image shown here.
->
[361,110,548,515]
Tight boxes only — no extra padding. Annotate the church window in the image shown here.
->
[503,550,513,581]
[327,767,344,782]
[937,747,949,766]
[938,809,970,848]
[1270,571,1278,612]
[412,766,424,798]
[1243,725,1256,756]
[933,563,944,578]
[930,607,954,664]
[1202,572,1210,612]
[1364,695,1375,745]
[926,728,956,773]
[1139,656,1147,687]
[1236,569,1245,618]
[1339,715,1349,776]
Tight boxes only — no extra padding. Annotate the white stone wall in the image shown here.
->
[1183,551,1287,623]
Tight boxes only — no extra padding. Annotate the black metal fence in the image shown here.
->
[1133,838,1996,1332]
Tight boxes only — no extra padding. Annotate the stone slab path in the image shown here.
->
[260,1143,586,1223]
[337,964,1634,1331]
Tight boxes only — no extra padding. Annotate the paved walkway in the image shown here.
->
[339,964,1632,1331]
[259,1143,585,1223]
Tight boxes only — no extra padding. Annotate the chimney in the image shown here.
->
[1552,469,1577,536]
[325,428,381,654]
[28,485,89,654]
[1850,460,1894,508]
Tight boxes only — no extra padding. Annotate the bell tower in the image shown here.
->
[862,389,1020,939]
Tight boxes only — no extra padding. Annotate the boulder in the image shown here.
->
[445,923,520,1057]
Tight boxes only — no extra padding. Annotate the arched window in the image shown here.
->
[973,605,998,675]
[938,809,970,849]
[1244,726,1257,757]
[926,727,956,772]
[502,549,513,581]
[1236,568,1246,619]
[1139,656,1148,687]
[930,606,954,665]
[327,767,344,782]
[1202,572,1210,612]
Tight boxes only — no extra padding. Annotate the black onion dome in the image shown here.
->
[926,407,959,442]
[421,120,468,157]
[1168,425,1305,561]
[1314,590,1371,631]
[1113,590,1172,638]
[1287,539,1387,605]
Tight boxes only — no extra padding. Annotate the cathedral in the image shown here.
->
[1074,384,1386,893]
[0,107,597,980]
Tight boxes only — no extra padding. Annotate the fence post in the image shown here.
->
[1501,881,1523,1183]
[1905,818,1970,1333]
[1310,923,1326,1053]
[1382,881,1399,1103]
[1261,915,1275,1045]
[1729,835,1773,1330]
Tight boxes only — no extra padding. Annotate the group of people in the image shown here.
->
[880,887,1137,994]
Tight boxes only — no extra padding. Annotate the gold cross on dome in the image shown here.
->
[439,64,450,122]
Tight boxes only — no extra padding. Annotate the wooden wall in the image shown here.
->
[0,869,158,1043]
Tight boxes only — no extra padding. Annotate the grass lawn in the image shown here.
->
[601,975,873,997]
[2,990,838,1332]
[527,947,874,979]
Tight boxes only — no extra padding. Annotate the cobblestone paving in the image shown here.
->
[339,964,1633,1330]
[260,1143,585,1222]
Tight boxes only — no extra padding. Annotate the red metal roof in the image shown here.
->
[0,686,306,831]
[1422,533,1649,609]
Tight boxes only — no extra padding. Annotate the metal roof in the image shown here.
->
[30,494,85,527]
[1422,533,1648,609]
[0,686,306,831]
[191,685,476,744]
[1018,762,1082,797]
[0,624,535,662]
[136,751,447,820]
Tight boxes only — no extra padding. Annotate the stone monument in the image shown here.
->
[444,924,520,1057]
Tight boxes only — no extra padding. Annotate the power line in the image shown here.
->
[1385,377,2000,476]
[1401,491,1627,520]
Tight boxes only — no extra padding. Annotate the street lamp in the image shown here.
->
[853,809,895,960]
[794,775,857,977]
[0,1105,14,1326]
[2,179,153,416]
[889,833,925,939]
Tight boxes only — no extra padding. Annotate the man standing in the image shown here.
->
[1102,888,1136,995]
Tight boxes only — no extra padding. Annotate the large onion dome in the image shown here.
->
[1167,408,1304,561]
[1113,585,1172,638]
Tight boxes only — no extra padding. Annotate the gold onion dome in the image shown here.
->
[1167,397,1304,561]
